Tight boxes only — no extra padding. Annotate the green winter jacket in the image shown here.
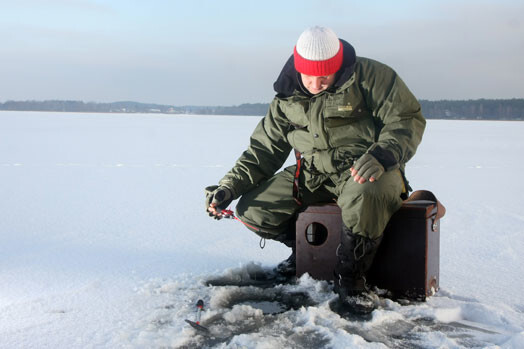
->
[219,41,426,199]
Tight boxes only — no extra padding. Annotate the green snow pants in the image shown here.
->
[235,165,404,241]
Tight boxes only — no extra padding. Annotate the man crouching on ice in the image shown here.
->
[205,26,426,315]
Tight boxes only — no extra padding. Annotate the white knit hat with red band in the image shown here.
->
[294,26,343,76]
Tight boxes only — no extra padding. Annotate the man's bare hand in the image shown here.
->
[207,202,224,218]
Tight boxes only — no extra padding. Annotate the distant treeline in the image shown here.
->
[1,99,523,120]
[0,100,180,114]
[418,99,524,120]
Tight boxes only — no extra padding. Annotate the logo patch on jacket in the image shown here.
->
[337,103,353,112]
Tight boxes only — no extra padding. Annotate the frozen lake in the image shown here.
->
[1,111,523,348]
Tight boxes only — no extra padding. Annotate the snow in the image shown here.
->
[1,111,523,348]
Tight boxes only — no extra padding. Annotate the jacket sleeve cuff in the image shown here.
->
[368,144,399,171]
[218,182,241,200]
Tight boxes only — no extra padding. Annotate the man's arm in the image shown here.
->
[217,98,293,199]
[353,58,426,183]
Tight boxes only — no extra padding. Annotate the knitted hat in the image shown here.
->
[294,26,343,76]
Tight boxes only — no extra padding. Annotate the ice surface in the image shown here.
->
[1,111,523,348]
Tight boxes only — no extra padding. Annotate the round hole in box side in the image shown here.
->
[305,222,328,246]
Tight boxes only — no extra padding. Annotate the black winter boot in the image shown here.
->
[330,225,382,315]
[273,233,296,278]
[274,246,296,277]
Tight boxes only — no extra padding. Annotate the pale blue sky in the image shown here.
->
[1,0,523,105]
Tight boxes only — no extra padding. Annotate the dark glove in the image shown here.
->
[204,185,233,216]
[351,153,385,182]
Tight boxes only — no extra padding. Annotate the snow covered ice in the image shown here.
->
[1,111,523,348]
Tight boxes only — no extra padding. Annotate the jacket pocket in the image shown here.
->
[323,102,369,127]
[323,106,376,148]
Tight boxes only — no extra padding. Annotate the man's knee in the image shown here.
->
[235,204,295,241]
[338,172,403,239]
[235,184,298,240]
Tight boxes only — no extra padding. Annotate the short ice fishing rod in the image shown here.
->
[185,299,209,332]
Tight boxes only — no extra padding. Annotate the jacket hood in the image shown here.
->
[273,39,356,98]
